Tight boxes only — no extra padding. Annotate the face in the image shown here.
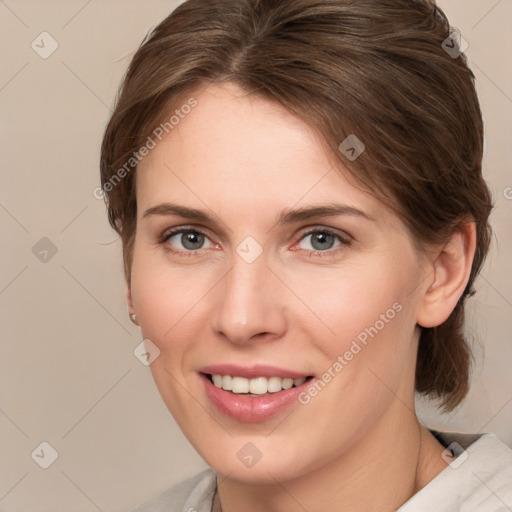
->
[130,83,430,483]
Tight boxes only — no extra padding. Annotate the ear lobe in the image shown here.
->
[416,222,477,329]
[127,286,139,325]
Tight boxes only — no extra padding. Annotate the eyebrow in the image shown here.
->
[142,202,374,226]
[276,203,374,225]
[143,203,215,223]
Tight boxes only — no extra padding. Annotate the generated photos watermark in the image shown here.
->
[298,301,403,404]
[93,97,198,200]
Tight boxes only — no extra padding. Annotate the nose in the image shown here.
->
[211,253,288,345]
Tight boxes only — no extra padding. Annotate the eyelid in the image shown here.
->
[295,225,353,244]
[159,225,213,243]
[158,224,352,256]
[158,226,221,257]
[289,226,353,256]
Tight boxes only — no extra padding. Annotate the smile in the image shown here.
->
[199,365,315,422]
[209,374,309,395]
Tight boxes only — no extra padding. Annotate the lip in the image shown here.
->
[199,364,309,380]
[199,369,313,423]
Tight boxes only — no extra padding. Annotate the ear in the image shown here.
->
[416,222,477,328]
[127,286,139,326]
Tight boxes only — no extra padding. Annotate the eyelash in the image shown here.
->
[158,226,352,258]
[293,228,352,257]
[158,227,212,258]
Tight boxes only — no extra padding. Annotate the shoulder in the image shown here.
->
[399,432,512,511]
[129,468,217,512]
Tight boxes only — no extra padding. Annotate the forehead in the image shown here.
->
[136,83,380,221]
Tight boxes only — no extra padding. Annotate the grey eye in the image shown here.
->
[167,230,211,250]
[181,232,205,250]
[299,231,341,251]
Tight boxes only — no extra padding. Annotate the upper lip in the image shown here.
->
[200,364,311,379]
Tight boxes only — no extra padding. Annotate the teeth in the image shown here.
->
[249,377,268,395]
[221,375,233,391]
[282,377,293,389]
[267,376,283,393]
[210,374,308,394]
[231,376,249,393]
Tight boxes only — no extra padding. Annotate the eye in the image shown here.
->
[161,228,215,252]
[296,229,351,253]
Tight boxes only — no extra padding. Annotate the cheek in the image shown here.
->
[129,251,212,417]
[289,257,419,394]
[290,262,409,343]
[129,248,209,352]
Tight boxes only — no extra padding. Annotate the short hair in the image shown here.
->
[100,0,493,411]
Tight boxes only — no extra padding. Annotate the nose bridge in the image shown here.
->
[212,251,286,344]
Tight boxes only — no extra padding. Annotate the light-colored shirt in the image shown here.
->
[129,432,512,512]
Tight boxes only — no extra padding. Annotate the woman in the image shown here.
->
[100,0,512,510]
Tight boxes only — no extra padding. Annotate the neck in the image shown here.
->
[214,408,447,512]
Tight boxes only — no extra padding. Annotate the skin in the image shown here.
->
[127,82,476,512]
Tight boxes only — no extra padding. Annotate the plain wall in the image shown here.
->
[0,1,511,510]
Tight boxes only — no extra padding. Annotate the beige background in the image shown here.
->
[0,1,511,510]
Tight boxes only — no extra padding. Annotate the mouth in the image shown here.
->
[199,367,315,422]
[204,373,314,396]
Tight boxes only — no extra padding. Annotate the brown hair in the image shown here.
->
[100,0,493,411]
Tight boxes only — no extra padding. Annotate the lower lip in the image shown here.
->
[201,374,311,423]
